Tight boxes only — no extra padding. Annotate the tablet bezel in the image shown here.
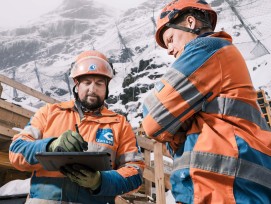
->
[35,152,112,171]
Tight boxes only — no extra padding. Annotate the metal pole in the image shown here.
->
[225,0,256,42]
[34,61,44,93]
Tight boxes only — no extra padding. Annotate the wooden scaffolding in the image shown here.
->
[257,89,271,126]
[0,74,271,203]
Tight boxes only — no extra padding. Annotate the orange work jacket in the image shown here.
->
[10,100,144,204]
[142,31,271,203]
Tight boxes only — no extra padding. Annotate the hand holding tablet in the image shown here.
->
[35,152,112,171]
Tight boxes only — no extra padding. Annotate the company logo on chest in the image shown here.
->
[96,128,114,146]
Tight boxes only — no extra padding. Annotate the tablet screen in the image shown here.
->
[35,152,112,171]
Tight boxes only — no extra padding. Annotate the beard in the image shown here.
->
[80,94,104,110]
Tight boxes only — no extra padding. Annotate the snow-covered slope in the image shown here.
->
[0,0,271,202]
[0,0,270,127]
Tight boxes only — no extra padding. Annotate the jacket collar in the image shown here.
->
[57,100,117,117]
[197,31,233,43]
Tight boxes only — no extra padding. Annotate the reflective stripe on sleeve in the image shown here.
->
[116,152,144,168]
[21,126,42,140]
[173,151,271,189]
[143,90,159,114]
[236,159,271,189]
[122,163,144,177]
[144,74,207,137]
[143,90,178,136]
[163,68,204,106]
[204,97,271,131]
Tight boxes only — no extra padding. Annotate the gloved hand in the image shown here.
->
[60,164,101,190]
[47,130,88,152]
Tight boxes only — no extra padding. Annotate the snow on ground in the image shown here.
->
[166,190,176,203]
[0,178,30,196]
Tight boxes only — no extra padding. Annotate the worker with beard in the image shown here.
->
[9,50,144,204]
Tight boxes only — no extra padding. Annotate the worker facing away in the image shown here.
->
[9,50,144,204]
[142,0,271,203]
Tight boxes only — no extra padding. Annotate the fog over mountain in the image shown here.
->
[0,0,270,128]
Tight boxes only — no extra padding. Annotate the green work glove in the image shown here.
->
[47,130,88,152]
[61,164,101,190]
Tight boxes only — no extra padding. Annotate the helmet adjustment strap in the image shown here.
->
[165,8,213,35]
[72,85,84,121]
[192,9,213,30]
[166,23,201,35]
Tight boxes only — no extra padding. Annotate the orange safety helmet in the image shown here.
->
[156,0,217,49]
[70,50,114,81]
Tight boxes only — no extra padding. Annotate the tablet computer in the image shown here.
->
[35,152,112,171]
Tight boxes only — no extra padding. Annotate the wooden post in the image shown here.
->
[154,142,166,204]
[144,150,152,197]
[0,82,2,97]
[257,90,271,126]
[115,196,129,204]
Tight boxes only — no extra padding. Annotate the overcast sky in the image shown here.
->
[0,0,147,29]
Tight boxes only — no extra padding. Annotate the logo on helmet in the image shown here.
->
[89,64,96,71]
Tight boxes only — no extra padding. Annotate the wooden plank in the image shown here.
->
[0,153,32,177]
[258,90,271,126]
[143,166,171,190]
[0,125,19,138]
[134,201,150,204]
[115,196,129,204]
[0,139,11,153]
[0,152,14,169]
[143,166,155,183]
[153,142,166,204]
[0,107,29,129]
[144,150,152,197]
[0,98,34,118]
[120,193,149,203]
[0,74,60,104]
[0,82,2,97]
[136,135,154,151]
[0,168,31,187]
[164,173,171,190]
[0,99,34,132]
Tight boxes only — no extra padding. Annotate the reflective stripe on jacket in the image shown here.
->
[9,100,144,204]
[142,31,271,203]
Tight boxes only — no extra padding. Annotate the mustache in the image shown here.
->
[86,93,98,97]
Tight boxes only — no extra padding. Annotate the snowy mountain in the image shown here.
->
[0,0,115,67]
[0,0,271,202]
[0,0,271,128]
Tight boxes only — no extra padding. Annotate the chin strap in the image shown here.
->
[72,85,84,121]
[166,23,212,35]
[166,23,201,34]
